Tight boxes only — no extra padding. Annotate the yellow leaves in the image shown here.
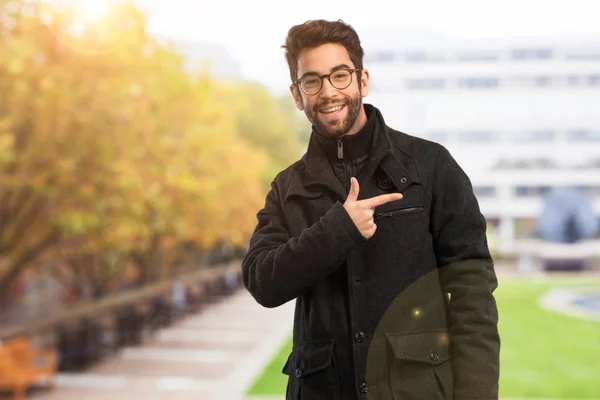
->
[0,118,14,168]
[56,158,75,174]
[7,58,23,74]
[0,117,12,134]
[216,81,307,173]
[141,42,155,58]
[39,76,54,91]
[80,183,95,198]
[0,0,307,287]
[12,77,28,95]
[145,180,163,199]
[62,211,101,235]
[128,82,143,97]
[174,174,198,193]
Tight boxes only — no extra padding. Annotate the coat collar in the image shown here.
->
[312,104,377,162]
[301,104,420,200]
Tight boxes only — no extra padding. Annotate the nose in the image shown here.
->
[319,77,338,99]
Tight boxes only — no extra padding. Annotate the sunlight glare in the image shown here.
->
[78,0,112,23]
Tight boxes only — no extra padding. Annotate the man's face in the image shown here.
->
[290,43,369,138]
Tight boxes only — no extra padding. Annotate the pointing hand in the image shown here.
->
[343,177,403,239]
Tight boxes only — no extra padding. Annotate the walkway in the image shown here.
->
[29,289,294,400]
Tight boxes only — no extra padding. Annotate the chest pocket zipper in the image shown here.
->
[375,206,424,219]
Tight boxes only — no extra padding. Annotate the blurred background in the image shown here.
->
[0,0,599,399]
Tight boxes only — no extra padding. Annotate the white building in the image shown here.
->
[363,32,600,254]
[169,39,242,80]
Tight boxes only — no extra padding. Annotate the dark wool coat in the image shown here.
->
[241,105,500,400]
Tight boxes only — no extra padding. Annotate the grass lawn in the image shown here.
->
[246,276,600,398]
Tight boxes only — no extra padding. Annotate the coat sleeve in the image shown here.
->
[241,175,366,308]
[430,145,501,400]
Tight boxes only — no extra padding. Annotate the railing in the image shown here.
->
[0,262,243,371]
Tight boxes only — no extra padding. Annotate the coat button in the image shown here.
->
[377,177,393,189]
[354,332,366,343]
[400,177,407,183]
[294,368,302,378]
[359,381,368,393]
[430,351,440,362]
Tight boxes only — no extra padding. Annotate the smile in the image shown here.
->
[319,105,345,115]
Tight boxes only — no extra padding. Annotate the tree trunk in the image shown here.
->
[0,228,59,300]
[130,232,162,284]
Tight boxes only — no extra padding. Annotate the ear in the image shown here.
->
[359,68,370,98]
[289,84,304,111]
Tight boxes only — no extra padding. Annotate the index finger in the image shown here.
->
[360,192,403,209]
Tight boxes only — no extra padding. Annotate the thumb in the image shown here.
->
[346,177,359,203]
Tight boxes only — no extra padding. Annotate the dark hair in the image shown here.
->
[282,19,364,83]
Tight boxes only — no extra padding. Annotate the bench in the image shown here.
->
[0,337,57,399]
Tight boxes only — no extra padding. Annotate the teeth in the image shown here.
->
[322,105,343,113]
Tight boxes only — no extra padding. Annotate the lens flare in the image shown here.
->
[45,0,132,55]
[79,0,111,23]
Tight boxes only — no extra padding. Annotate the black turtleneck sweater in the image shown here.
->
[313,104,377,193]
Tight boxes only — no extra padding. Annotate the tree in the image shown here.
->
[0,0,303,298]
[219,81,309,184]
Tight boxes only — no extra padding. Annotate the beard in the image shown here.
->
[304,91,362,138]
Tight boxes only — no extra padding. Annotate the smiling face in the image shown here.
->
[290,43,370,138]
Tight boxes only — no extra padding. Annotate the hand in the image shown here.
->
[343,177,403,239]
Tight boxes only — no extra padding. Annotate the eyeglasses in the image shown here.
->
[295,68,361,95]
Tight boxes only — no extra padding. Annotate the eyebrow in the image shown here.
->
[298,64,352,80]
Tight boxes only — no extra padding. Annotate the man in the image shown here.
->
[241,19,500,400]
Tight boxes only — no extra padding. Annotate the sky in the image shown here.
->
[129,0,600,94]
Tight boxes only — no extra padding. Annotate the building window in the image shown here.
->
[564,75,600,87]
[510,76,533,87]
[473,186,497,197]
[567,75,582,86]
[509,159,556,169]
[513,130,556,142]
[426,132,448,142]
[567,130,600,141]
[534,76,553,87]
[458,131,496,142]
[514,186,551,197]
[406,78,446,89]
[515,186,530,197]
[457,51,500,61]
[565,50,600,60]
[511,48,553,60]
[458,77,500,88]
[404,51,446,62]
[368,79,401,92]
[511,75,566,88]
[368,52,395,62]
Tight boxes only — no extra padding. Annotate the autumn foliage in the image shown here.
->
[0,0,308,298]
